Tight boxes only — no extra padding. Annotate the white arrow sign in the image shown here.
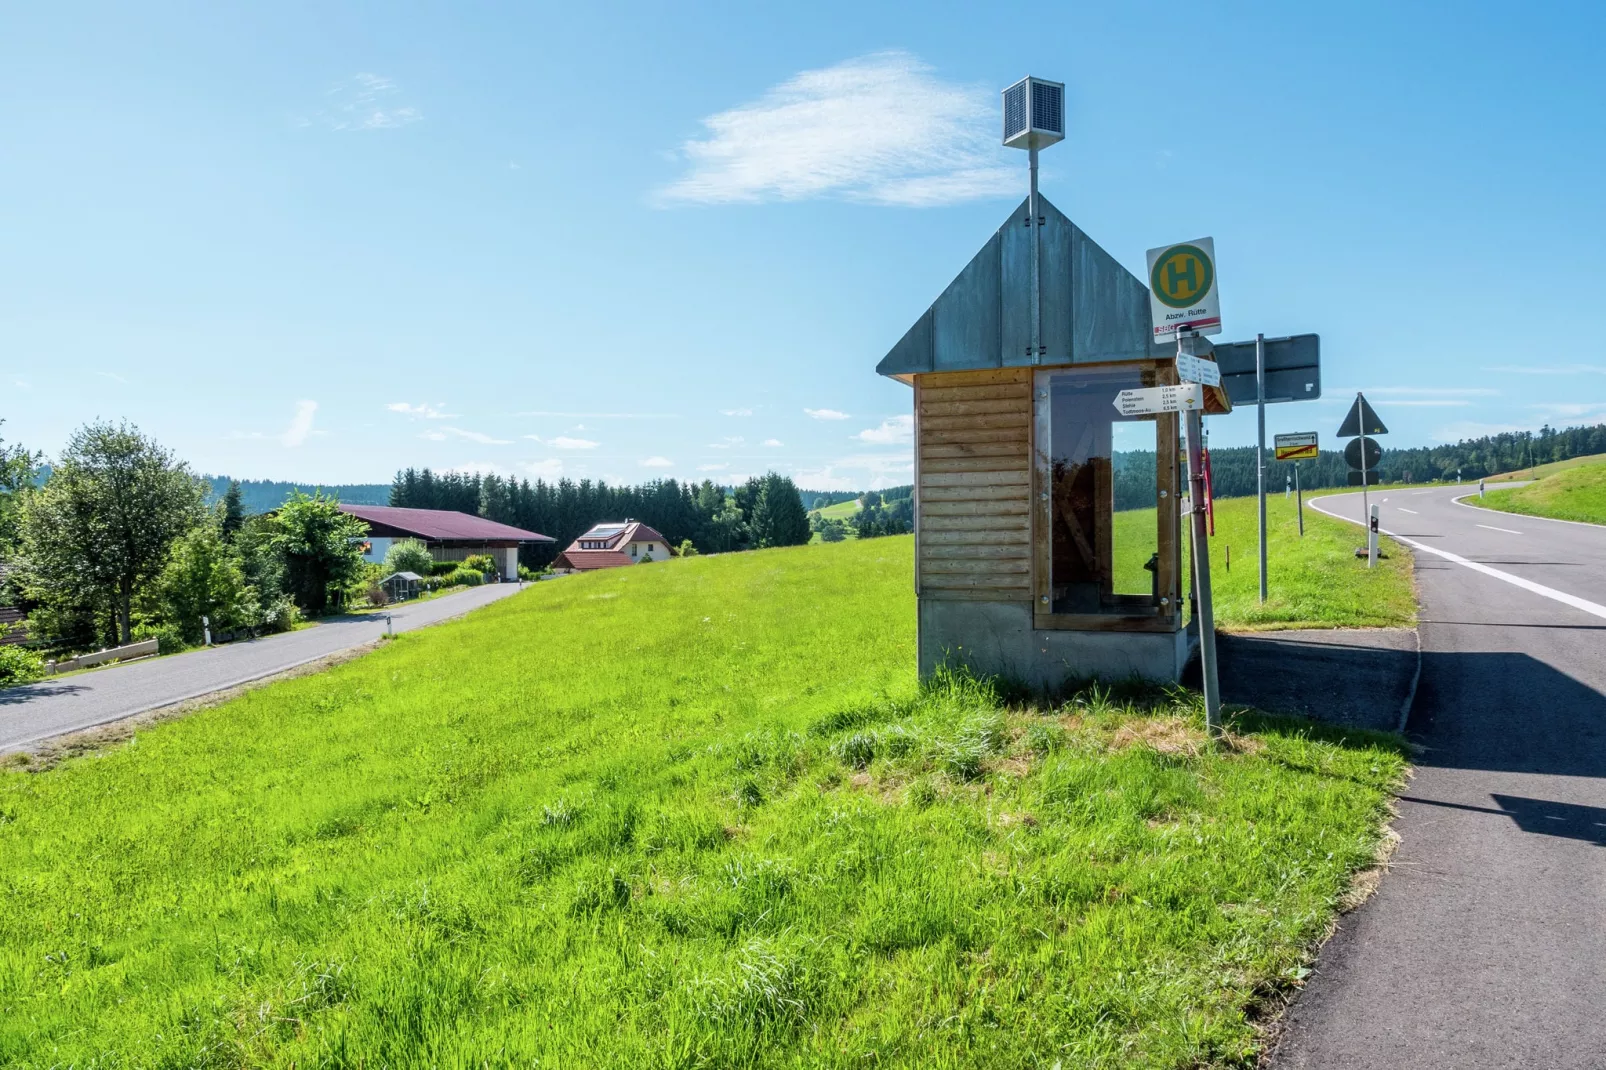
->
[1112,383,1205,417]
[1175,353,1221,387]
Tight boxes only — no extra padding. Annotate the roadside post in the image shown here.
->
[386,613,394,637]
[1275,433,1318,538]
[202,615,211,647]
[1338,393,1388,566]
[1255,334,1267,603]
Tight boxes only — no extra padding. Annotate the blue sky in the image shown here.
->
[4,1,1603,489]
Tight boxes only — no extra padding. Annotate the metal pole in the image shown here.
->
[1295,462,1304,536]
[1185,404,1222,735]
[1028,145,1041,365]
[1255,333,1267,604]
[1358,392,1370,533]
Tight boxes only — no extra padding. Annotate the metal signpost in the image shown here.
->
[1275,433,1318,537]
[1147,239,1221,344]
[1112,382,1205,417]
[1338,393,1388,567]
[1167,326,1223,735]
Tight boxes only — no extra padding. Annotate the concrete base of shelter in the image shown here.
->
[918,599,1195,691]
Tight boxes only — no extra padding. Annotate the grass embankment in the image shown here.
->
[1484,450,1606,483]
[0,538,1407,1067]
[1113,492,1415,631]
[1474,458,1606,525]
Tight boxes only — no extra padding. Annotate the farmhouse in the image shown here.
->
[338,504,554,581]
[551,521,670,573]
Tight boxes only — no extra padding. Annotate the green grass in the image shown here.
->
[1473,460,1606,525]
[1484,450,1606,483]
[816,499,861,521]
[0,538,1407,1067]
[1112,492,1415,631]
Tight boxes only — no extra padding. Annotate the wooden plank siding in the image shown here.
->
[914,368,1033,602]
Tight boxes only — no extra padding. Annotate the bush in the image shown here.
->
[365,583,390,608]
[260,596,301,635]
[517,565,549,582]
[677,539,699,557]
[0,645,47,687]
[447,567,484,588]
[462,554,495,575]
[384,539,434,577]
[430,560,462,577]
[133,622,189,656]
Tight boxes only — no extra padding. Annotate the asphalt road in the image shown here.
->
[1272,485,1606,1069]
[0,583,527,753]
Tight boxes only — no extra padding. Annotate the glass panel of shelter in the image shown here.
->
[1037,363,1179,620]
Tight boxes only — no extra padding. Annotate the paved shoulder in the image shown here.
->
[0,583,527,753]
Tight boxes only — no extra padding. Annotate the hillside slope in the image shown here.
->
[0,538,1404,1067]
[1476,460,1606,524]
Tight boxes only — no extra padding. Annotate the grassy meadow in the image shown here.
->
[1113,491,1415,631]
[1473,458,1606,525]
[0,537,1408,1067]
[1483,450,1606,483]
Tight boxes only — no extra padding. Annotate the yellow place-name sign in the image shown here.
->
[1274,432,1319,461]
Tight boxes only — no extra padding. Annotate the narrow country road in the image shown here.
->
[1272,485,1606,1068]
[0,583,528,753]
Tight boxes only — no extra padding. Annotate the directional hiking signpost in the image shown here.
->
[1275,432,1319,536]
[1338,393,1388,567]
[1112,382,1206,417]
[1146,237,1225,734]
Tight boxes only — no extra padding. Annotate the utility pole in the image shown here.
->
[1179,329,1221,735]
[1255,333,1267,604]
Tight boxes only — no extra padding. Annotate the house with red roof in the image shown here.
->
[551,520,672,573]
[337,504,554,582]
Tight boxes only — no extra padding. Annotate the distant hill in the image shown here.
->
[202,477,390,516]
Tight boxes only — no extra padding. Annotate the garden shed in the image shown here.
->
[877,194,1197,688]
[379,571,423,601]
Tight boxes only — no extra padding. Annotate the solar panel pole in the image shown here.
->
[1029,144,1040,365]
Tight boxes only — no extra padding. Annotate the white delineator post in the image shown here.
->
[1369,503,1379,568]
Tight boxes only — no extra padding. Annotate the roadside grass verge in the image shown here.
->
[1115,492,1415,631]
[0,537,1407,1067]
[1483,450,1606,483]
[1469,462,1606,525]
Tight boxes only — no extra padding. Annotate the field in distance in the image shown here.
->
[1473,456,1606,525]
[1483,449,1606,483]
[0,537,1406,1067]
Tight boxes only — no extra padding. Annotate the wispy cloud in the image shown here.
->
[641,456,674,468]
[698,463,729,472]
[1529,402,1606,420]
[721,407,754,417]
[805,408,850,421]
[387,401,458,419]
[792,452,914,492]
[13,379,29,391]
[517,410,680,419]
[1355,387,1499,397]
[1384,400,1472,408]
[440,427,512,445]
[1482,364,1606,375]
[658,50,1017,208]
[762,438,784,447]
[707,436,745,449]
[309,73,422,131]
[524,459,564,479]
[855,414,914,444]
[1433,420,1541,441]
[97,371,128,384]
[551,436,600,450]
[282,400,318,448]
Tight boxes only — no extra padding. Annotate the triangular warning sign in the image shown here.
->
[1338,393,1387,438]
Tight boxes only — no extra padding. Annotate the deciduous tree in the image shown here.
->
[268,491,368,615]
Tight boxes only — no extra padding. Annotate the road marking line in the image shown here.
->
[1452,493,1606,532]
[1476,523,1523,535]
[1398,508,1419,514]
[1309,497,1606,623]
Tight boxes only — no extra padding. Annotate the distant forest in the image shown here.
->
[202,477,388,515]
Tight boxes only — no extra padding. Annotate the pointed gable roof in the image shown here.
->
[877,194,1151,379]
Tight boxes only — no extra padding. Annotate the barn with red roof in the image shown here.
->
[338,504,554,582]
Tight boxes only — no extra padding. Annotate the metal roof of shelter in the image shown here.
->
[877,194,1151,379]
[338,504,554,542]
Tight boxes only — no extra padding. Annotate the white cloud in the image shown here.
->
[98,371,128,384]
[805,408,850,421]
[1358,387,1499,397]
[440,427,512,445]
[762,438,784,447]
[282,400,318,448]
[387,401,457,419]
[792,452,914,491]
[658,50,1017,208]
[13,379,29,390]
[707,436,744,449]
[523,459,564,479]
[551,436,600,450]
[516,410,680,419]
[314,73,422,131]
[855,414,914,444]
[1433,420,1541,441]
[698,463,729,472]
[421,430,447,441]
[1385,400,1471,408]
[1529,402,1606,419]
[641,456,674,468]
[721,407,754,417]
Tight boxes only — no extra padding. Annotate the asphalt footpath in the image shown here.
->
[1270,484,1606,1069]
[0,582,527,754]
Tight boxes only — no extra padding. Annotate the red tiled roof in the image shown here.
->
[554,549,634,571]
[563,520,668,554]
[338,504,554,542]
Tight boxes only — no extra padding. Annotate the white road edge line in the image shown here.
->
[1451,493,1606,531]
[1309,495,1606,623]
[1476,523,1523,535]
[1398,508,1419,514]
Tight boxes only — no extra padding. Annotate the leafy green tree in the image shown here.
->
[677,539,698,557]
[157,521,259,644]
[818,518,848,543]
[220,480,245,542]
[750,473,811,549]
[14,422,206,646]
[0,420,41,554]
[384,538,434,576]
[268,491,368,615]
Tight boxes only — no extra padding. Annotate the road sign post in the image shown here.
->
[1295,463,1304,536]
[1255,334,1267,604]
[1174,329,1221,736]
[1338,393,1388,566]
[1147,239,1222,344]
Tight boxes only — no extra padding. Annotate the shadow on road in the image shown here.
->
[0,682,92,706]
[1399,794,1606,846]
[1214,631,1416,734]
